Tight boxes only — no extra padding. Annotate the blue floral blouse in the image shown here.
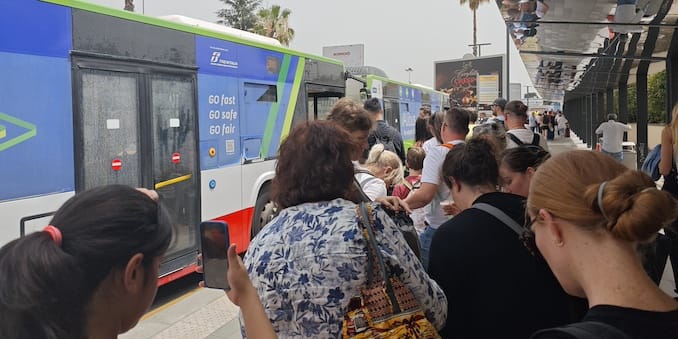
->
[242,198,447,338]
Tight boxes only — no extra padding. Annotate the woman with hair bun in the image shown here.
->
[528,151,678,338]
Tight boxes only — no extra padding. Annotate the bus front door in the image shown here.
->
[74,62,200,278]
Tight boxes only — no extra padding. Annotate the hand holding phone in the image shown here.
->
[199,221,230,290]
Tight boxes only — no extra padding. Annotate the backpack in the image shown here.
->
[507,132,541,148]
[641,144,662,181]
[530,321,632,339]
[374,131,397,154]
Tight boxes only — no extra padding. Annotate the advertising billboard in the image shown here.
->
[322,44,364,67]
[434,55,505,109]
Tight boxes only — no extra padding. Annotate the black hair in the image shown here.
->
[501,145,551,173]
[428,111,444,143]
[0,185,172,339]
[442,137,499,189]
[363,97,382,114]
[444,107,471,136]
[415,116,433,143]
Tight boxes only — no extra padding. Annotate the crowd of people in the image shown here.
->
[1,96,678,339]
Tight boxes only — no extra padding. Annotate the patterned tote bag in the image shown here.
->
[342,203,440,339]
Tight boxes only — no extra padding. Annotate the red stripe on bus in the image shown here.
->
[212,207,255,254]
[158,263,198,287]
[157,207,254,287]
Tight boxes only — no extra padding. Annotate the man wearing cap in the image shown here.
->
[595,113,632,162]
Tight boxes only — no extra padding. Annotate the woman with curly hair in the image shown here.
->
[243,120,447,338]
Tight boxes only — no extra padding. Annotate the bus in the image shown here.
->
[0,0,345,285]
[347,74,449,149]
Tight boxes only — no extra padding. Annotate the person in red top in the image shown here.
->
[393,147,426,234]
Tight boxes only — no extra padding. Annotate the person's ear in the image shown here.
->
[526,166,536,177]
[383,166,393,175]
[539,209,564,247]
[123,253,146,293]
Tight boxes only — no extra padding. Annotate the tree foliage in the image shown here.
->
[612,71,667,124]
[254,5,295,46]
[459,0,490,56]
[216,0,262,31]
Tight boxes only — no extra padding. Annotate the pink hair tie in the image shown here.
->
[43,225,63,247]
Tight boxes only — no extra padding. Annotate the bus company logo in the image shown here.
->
[209,47,239,69]
[210,52,221,63]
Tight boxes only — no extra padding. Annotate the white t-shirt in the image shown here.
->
[353,162,387,201]
[422,137,441,155]
[595,120,632,153]
[506,128,550,151]
[420,140,464,229]
[556,115,568,128]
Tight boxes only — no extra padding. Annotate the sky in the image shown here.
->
[86,0,534,96]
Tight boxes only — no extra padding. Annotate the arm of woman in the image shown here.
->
[659,126,673,176]
[371,205,448,330]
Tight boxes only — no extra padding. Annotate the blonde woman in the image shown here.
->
[528,151,678,338]
[361,143,405,198]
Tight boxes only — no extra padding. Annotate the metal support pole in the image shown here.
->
[619,84,629,141]
[606,88,614,116]
[505,24,510,102]
[637,62,649,166]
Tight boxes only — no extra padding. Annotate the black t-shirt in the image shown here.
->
[428,192,576,339]
[531,304,678,339]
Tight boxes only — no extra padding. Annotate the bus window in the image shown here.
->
[79,70,141,190]
[244,83,278,103]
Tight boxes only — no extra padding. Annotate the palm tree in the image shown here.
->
[124,0,134,11]
[216,0,262,32]
[254,5,295,47]
[460,0,490,56]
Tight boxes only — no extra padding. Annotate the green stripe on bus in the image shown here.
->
[261,54,291,157]
[280,57,305,141]
[42,0,343,66]
[0,112,37,152]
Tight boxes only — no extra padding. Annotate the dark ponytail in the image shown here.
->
[501,145,551,173]
[0,185,172,339]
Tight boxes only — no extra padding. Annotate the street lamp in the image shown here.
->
[405,67,413,84]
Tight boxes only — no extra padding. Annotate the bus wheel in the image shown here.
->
[251,188,277,238]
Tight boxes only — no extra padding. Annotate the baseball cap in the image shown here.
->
[492,98,507,109]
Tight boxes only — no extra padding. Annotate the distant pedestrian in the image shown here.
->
[595,113,632,162]
[364,98,406,165]
[556,112,568,138]
[504,100,549,151]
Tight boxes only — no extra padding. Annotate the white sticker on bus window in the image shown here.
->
[225,139,235,154]
[169,118,180,128]
[106,119,120,130]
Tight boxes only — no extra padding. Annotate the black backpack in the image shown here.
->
[508,132,541,148]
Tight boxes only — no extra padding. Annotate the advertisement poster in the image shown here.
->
[434,55,504,109]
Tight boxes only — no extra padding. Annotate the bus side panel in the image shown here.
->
[195,36,247,250]
[400,87,421,150]
[0,1,74,245]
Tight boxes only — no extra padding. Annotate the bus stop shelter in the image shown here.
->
[497,0,678,165]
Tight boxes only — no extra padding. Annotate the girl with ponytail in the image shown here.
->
[0,185,172,339]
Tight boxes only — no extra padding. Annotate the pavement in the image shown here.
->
[121,134,677,339]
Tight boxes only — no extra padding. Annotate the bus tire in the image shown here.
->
[251,186,277,238]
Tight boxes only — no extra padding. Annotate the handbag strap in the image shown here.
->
[358,202,401,312]
[471,203,523,235]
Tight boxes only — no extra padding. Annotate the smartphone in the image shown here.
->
[199,221,230,290]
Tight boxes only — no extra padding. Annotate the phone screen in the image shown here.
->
[199,221,230,290]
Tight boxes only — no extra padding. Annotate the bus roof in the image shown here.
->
[43,0,343,66]
[159,15,282,47]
